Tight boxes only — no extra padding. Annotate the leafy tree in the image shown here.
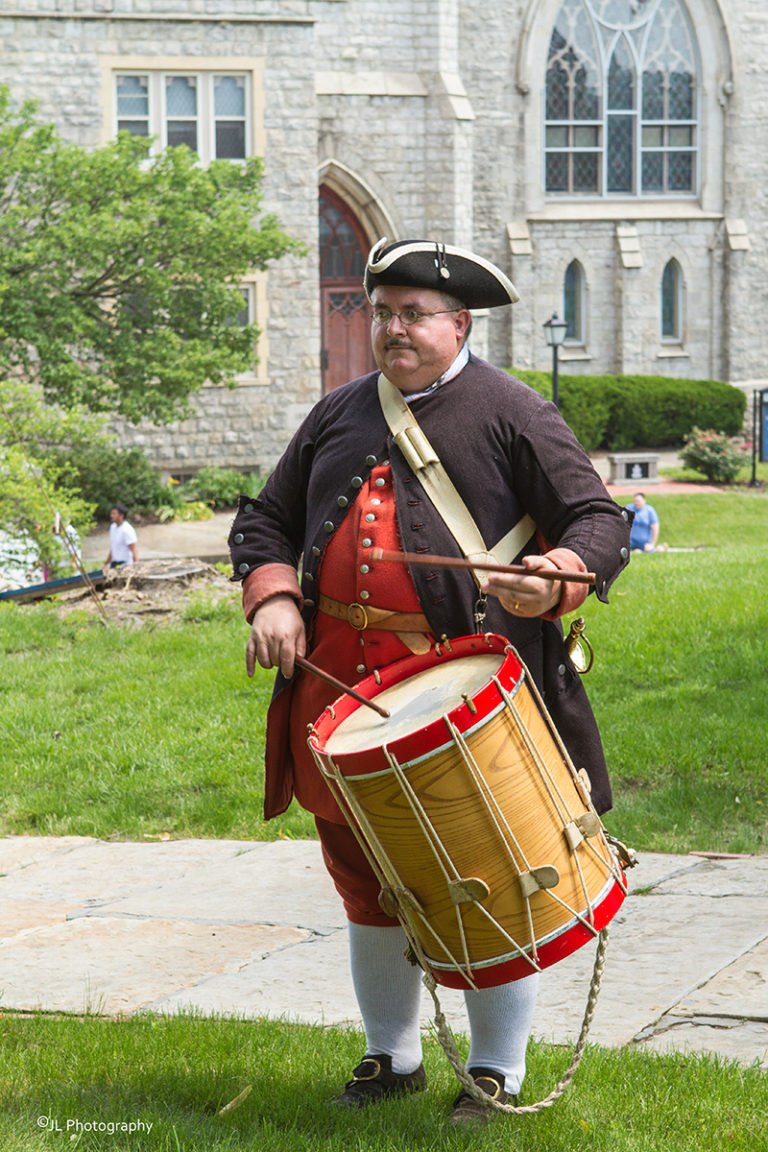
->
[0,87,302,425]
[0,381,98,578]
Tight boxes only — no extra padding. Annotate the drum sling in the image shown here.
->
[377,372,536,587]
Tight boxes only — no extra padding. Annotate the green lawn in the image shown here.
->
[584,490,768,853]
[0,1014,764,1152]
[1,488,766,1149]
[1,490,767,852]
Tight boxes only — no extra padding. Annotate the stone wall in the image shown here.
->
[0,4,320,476]
[1,0,765,478]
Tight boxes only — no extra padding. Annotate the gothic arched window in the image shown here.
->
[661,258,683,340]
[563,260,585,342]
[545,0,698,196]
[319,189,367,280]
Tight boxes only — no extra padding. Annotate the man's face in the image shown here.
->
[370,285,470,394]
[633,494,646,510]
[109,508,124,524]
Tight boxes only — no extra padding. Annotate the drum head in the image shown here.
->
[323,652,502,755]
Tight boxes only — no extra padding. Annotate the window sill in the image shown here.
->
[657,346,689,359]
[530,201,721,223]
[559,347,591,362]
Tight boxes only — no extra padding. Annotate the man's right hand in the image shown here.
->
[245,594,306,680]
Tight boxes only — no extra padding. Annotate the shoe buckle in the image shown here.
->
[475,1075,503,1100]
[353,1058,381,1081]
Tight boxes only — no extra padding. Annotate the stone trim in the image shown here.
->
[0,10,314,23]
[529,203,724,223]
[725,219,750,251]
[507,221,533,257]
[616,226,643,269]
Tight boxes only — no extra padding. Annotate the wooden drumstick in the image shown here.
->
[295,655,390,719]
[370,548,596,586]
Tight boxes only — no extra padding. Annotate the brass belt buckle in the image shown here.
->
[347,602,368,630]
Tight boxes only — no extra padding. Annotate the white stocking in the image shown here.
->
[463,973,540,1095]
[348,922,424,1074]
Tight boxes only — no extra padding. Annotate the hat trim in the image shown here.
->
[365,238,520,305]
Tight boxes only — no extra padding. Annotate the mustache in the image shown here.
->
[384,338,415,350]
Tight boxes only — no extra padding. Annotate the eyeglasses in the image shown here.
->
[371,306,460,327]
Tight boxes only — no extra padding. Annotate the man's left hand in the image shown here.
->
[482,554,562,618]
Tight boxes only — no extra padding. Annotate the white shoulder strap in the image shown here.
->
[377,373,535,585]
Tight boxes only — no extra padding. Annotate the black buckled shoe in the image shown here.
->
[449,1067,518,1127]
[332,1054,427,1108]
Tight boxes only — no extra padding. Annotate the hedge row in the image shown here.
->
[509,369,747,453]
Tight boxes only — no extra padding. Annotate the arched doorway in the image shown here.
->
[319,186,376,394]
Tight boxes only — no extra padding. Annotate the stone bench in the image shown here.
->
[607,452,660,484]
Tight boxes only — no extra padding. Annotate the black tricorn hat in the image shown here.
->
[364,237,519,309]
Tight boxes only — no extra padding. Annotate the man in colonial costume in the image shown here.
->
[230,238,630,1124]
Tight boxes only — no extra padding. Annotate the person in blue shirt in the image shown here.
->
[627,492,659,552]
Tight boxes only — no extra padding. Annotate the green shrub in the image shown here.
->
[48,444,180,520]
[181,466,263,509]
[509,369,746,452]
[679,427,749,484]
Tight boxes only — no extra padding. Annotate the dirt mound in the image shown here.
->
[49,559,238,625]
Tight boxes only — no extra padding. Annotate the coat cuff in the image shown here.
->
[540,547,590,621]
[242,564,303,625]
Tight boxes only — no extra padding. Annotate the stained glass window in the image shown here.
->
[115,73,248,163]
[545,0,697,196]
[319,192,367,280]
[661,259,682,339]
[116,75,149,137]
[564,261,584,342]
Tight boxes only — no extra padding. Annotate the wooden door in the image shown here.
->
[319,187,376,394]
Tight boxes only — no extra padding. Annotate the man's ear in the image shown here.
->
[455,309,472,342]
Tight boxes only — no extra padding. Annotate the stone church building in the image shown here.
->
[1,0,763,474]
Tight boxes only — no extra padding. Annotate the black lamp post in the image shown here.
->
[543,312,568,409]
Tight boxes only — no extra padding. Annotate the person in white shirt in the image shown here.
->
[105,503,138,568]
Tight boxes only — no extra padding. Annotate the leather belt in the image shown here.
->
[317,594,430,633]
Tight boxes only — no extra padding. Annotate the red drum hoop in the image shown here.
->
[308,633,626,990]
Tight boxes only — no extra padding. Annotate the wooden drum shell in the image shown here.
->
[309,634,625,990]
